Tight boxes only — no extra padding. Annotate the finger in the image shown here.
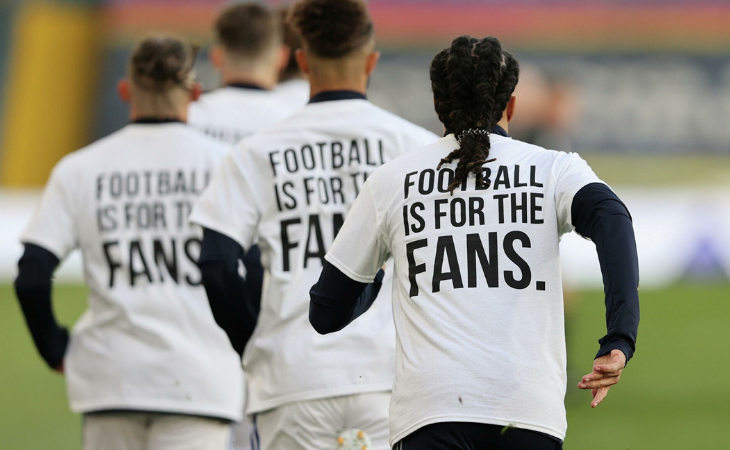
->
[594,361,623,374]
[582,371,607,383]
[591,389,598,399]
[591,387,610,408]
[578,376,618,390]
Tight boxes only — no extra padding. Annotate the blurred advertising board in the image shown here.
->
[2,188,730,288]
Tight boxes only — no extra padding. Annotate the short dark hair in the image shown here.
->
[279,5,303,80]
[215,2,281,58]
[129,35,196,92]
[288,0,374,58]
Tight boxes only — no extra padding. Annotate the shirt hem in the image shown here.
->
[324,253,375,284]
[20,236,68,261]
[246,381,392,415]
[390,415,566,446]
[188,214,249,251]
[70,398,242,422]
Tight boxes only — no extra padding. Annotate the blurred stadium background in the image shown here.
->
[1,0,729,448]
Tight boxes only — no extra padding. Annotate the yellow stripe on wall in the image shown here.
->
[0,1,99,187]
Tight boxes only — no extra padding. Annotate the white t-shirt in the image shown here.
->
[326,134,604,444]
[22,123,244,421]
[191,98,439,414]
[273,78,310,115]
[188,86,294,144]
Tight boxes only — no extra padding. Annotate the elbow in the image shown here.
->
[309,295,336,335]
[309,308,334,335]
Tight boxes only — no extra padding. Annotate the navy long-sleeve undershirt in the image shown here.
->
[309,266,385,334]
[198,228,262,356]
[14,243,68,369]
[571,182,640,363]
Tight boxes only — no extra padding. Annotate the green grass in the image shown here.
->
[0,284,87,449]
[1,283,729,449]
[583,154,730,187]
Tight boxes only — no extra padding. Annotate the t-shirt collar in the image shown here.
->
[309,90,367,104]
[492,125,510,137]
[227,82,267,91]
[131,118,184,125]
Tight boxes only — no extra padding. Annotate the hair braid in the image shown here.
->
[430,35,519,193]
[492,51,520,124]
[445,36,478,133]
[430,48,453,130]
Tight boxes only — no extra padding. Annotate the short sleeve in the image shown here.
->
[325,181,390,283]
[554,153,604,236]
[190,152,260,251]
[21,163,78,260]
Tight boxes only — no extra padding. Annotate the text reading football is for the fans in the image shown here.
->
[402,165,547,296]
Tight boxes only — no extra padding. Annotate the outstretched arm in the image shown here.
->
[571,183,640,407]
[14,243,67,372]
[198,228,259,356]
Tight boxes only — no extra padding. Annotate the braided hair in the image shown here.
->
[431,36,520,193]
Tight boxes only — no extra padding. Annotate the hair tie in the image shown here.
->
[456,128,490,144]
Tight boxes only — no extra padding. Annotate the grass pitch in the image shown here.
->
[1,283,728,449]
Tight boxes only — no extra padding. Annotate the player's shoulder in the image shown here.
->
[177,124,228,148]
[180,125,231,156]
[194,87,240,105]
[494,136,571,160]
[238,107,306,142]
[364,103,440,141]
[494,136,593,178]
[52,127,129,173]
[365,137,446,192]
[189,89,227,114]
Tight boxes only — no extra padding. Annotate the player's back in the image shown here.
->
[346,133,603,443]
[23,121,243,420]
[188,86,293,144]
[192,94,439,414]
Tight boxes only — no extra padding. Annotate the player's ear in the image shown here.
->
[278,45,291,74]
[365,51,380,77]
[506,95,517,122]
[295,48,309,75]
[117,79,131,103]
[190,82,203,102]
[210,46,224,70]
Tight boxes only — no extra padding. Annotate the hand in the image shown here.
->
[54,361,65,374]
[577,349,626,408]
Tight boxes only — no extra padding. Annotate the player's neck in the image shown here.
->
[308,78,367,99]
[221,68,277,90]
[496,118,509,134]
[129,105,188,123]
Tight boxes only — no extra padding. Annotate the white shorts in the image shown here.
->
[251,392,390,450]
[83,412,234,450]
[233,416,253,450]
